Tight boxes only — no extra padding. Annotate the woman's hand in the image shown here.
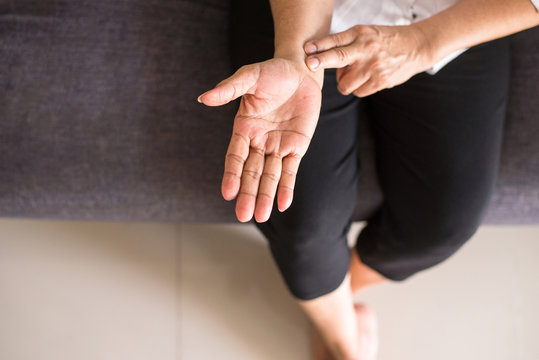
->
[303,24,434,97]
[198,58,322,223]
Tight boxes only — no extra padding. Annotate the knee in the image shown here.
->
[406,181,492,254]
[260,223,330,273]
[411,213,481,259]
[357,200,486,281]
[396,207,484,277]
[266,208,350,258]
[255,207,352,301]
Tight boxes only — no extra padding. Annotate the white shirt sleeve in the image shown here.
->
[426,48,468,75]
[428,0,539,74]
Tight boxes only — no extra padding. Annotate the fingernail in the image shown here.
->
[305,43,317,54]
[197,94,203,103]
[306,57,320,71]
[279,198,292,212]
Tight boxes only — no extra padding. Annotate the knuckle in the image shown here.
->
[338,83,352,95]
[352,24,368,35]
[224,170,241,179]
[250,146,265,157]
[288,153,303,162]
[230,84,240,100]
[279,183,295,192]
[237,64,252,74]
[257,192,273,200]
[371,59,386,74]
[364,39,379,52]
[238,191,256,198]
[351,25,362,34]
[333,47,348,63]
[282,168,297,177]
[243,169,261,181]
[226,153,245,164]
[233,132,249,146]
[377,73,391,85]
[261,172,279,182]
[331,32,344,46]
[269,151,282,160]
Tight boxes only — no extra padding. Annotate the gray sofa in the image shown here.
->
[1,1,538,224]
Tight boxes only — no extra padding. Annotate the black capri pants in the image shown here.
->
[231,0,510,301]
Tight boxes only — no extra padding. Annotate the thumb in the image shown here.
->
[198,65,259,106]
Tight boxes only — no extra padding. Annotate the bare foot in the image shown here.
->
[311,303,379,360]
[353,303,379,360]
[312,320,334,360]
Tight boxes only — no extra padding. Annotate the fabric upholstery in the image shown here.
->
[0,1,537,224]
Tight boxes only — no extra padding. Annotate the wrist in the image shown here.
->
[410,12,469,68]
[407,23,438,69]
[274,49,324,89]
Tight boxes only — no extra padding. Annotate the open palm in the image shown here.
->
[199,58,322,222]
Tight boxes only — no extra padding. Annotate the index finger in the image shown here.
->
[304,29,356,55]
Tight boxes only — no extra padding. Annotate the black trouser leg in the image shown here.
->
[356,37,510,280]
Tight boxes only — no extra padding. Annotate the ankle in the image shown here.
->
[328,338,361,360]
[334,349,361,360]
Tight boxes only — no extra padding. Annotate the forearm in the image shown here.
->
[414,0,539,64]
[270,0,333,85]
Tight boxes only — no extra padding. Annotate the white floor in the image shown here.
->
[0,218,538,360]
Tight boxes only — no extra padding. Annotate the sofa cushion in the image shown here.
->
[0,1,537,224]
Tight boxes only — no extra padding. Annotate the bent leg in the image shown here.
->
[255,66,361,300]
[232,0,361,302]
[356,37,511,280]
[231,1,380,358]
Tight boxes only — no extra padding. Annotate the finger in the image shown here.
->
[352,76,383,98]
[336,65,351,82]
[277,154,301,212]
[254,153,282,223]
[304,29,356,55]
[198,65,259,106]
[222,132,250,201]
[337,65,370,95]
[305,45,356,72]
[235,146,265,223]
